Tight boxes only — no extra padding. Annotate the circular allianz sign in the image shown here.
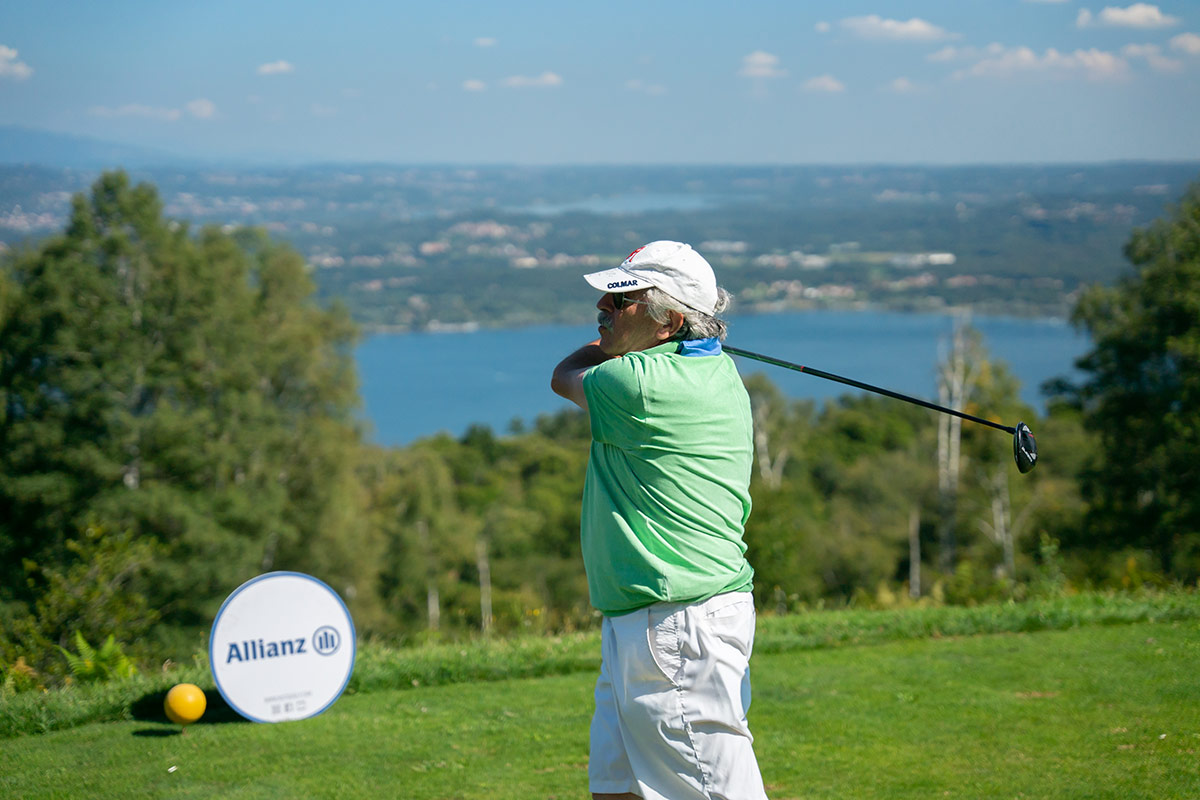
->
[209,571,356,723]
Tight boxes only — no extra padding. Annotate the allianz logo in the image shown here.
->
[225,625,342,663]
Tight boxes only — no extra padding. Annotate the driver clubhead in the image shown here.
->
[1013,422,1037,473]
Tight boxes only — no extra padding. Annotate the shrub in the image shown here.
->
[58,632,138,684]
[10,522,160,681]
[2,657,45,695]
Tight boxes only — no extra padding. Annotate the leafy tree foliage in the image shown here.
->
[0,172,369,640]
[742,325,1072,608]
[1064,181,1200,579]
[358,414,591,637]
[746,392,933,606]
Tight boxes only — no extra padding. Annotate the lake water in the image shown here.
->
[355,309,1090,446]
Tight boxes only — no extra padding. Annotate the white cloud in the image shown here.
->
[89,98,217,122]
[625,79,666,95]
[474,37,497,47]
[841,15,957,42]
[185,98,217,119]
[803,74,846,93]
[1101,3,1179,27]
[310,103,337,117]
[928,43,1006,62]
[1078,4,1180,28]
[1170,32,1200,55]
[462,79,487,92]
[1069,49,1130,77]
[932,40,1166,78]
[1121,43,1183,71]
[815,21,831,34]
[0,45,33,80]
[886,77,920,93]
[738,51,787,78]
[500,71,562,88]
[955,46,1129,80]
[89,104,183,122]
[257,60,295,75]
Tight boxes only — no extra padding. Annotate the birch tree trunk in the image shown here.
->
[936,317,976,573]
[979,466,1041,580]
[909,506,922,599]
[753,399,788,489]
[417,519,440,632]
[476,535,493,636]
[991,467,1015,578]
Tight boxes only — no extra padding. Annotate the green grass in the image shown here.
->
[754,622,1200,798]
[4,592,1200,798]
[4,619,1198,798]
[5,591,1200,740]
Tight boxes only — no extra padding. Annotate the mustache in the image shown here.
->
[597,310,614,331]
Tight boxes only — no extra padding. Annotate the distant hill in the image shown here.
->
[4,159,1199,321]
[0,125,191,169]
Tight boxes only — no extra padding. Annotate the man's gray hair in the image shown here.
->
[642,287,731,341]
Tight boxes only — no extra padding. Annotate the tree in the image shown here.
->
[1063,180,1200,579]
[746,389,934,606]
[0,172,371,641]
[930,321,1044,598]
[744,374,809,490]
[364,439,477,633]
[935,315,981,572]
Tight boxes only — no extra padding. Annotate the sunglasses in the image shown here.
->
[610,292,648,311]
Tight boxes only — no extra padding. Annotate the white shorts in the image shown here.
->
[589,591,769,800]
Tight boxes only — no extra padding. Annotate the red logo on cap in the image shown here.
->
[624,246,645,263]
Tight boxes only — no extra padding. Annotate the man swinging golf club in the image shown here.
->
[552,241,769,800]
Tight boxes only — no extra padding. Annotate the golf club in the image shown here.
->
[724,344,1038,474]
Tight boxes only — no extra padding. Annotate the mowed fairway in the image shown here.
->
[5,620,1198,799]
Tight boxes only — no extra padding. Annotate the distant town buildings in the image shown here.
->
[4,162,1155,327]
[0,206,60,233]
[890,252,957,268]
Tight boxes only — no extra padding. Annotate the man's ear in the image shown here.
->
[655,310,685,342]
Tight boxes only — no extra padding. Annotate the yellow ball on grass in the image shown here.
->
[164,683,207,725]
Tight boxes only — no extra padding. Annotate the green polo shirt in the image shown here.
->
[580,339,755,615]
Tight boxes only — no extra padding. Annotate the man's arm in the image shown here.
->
[551,340,611,412]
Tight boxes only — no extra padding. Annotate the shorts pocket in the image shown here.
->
[647,604,683,686]
[704,592,754,620]
[703,594,755,657]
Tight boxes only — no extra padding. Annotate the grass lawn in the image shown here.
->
[4,617,1198,799]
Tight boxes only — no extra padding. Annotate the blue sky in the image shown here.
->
[2,0,1198,164]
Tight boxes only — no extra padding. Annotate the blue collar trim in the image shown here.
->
[676,338,722,357]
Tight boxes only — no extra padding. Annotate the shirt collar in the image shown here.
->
[676,338,722,357]
[635,338,723,358]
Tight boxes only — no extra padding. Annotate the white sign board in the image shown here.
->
[209,571,356,723]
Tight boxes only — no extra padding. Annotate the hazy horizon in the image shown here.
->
[7,124,1200,170]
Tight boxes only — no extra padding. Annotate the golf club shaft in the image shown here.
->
[724,345,1016,435]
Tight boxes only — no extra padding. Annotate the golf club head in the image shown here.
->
[1013,422,1037,474]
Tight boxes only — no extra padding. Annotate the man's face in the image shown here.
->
[595,290,674,356]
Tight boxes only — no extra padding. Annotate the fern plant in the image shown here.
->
[58,632,138,684]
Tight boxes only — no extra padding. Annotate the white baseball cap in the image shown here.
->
[583,240,718,315]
